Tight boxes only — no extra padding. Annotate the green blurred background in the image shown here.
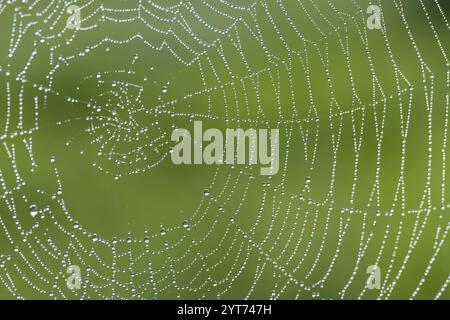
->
[0,0,449,299]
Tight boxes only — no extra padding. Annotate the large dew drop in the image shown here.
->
[29,204,38,218]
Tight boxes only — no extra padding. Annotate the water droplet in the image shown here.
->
[144,237,150,244]
[203,189,210,196]
[160,226,166,236]
[162,87,168,93]
[182,221,190,230]
[92,234,99,242]
[29,204,38,217]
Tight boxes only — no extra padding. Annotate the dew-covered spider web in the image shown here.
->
[0,0,449,299]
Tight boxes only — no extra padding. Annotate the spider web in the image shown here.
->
[0,0,449,299]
